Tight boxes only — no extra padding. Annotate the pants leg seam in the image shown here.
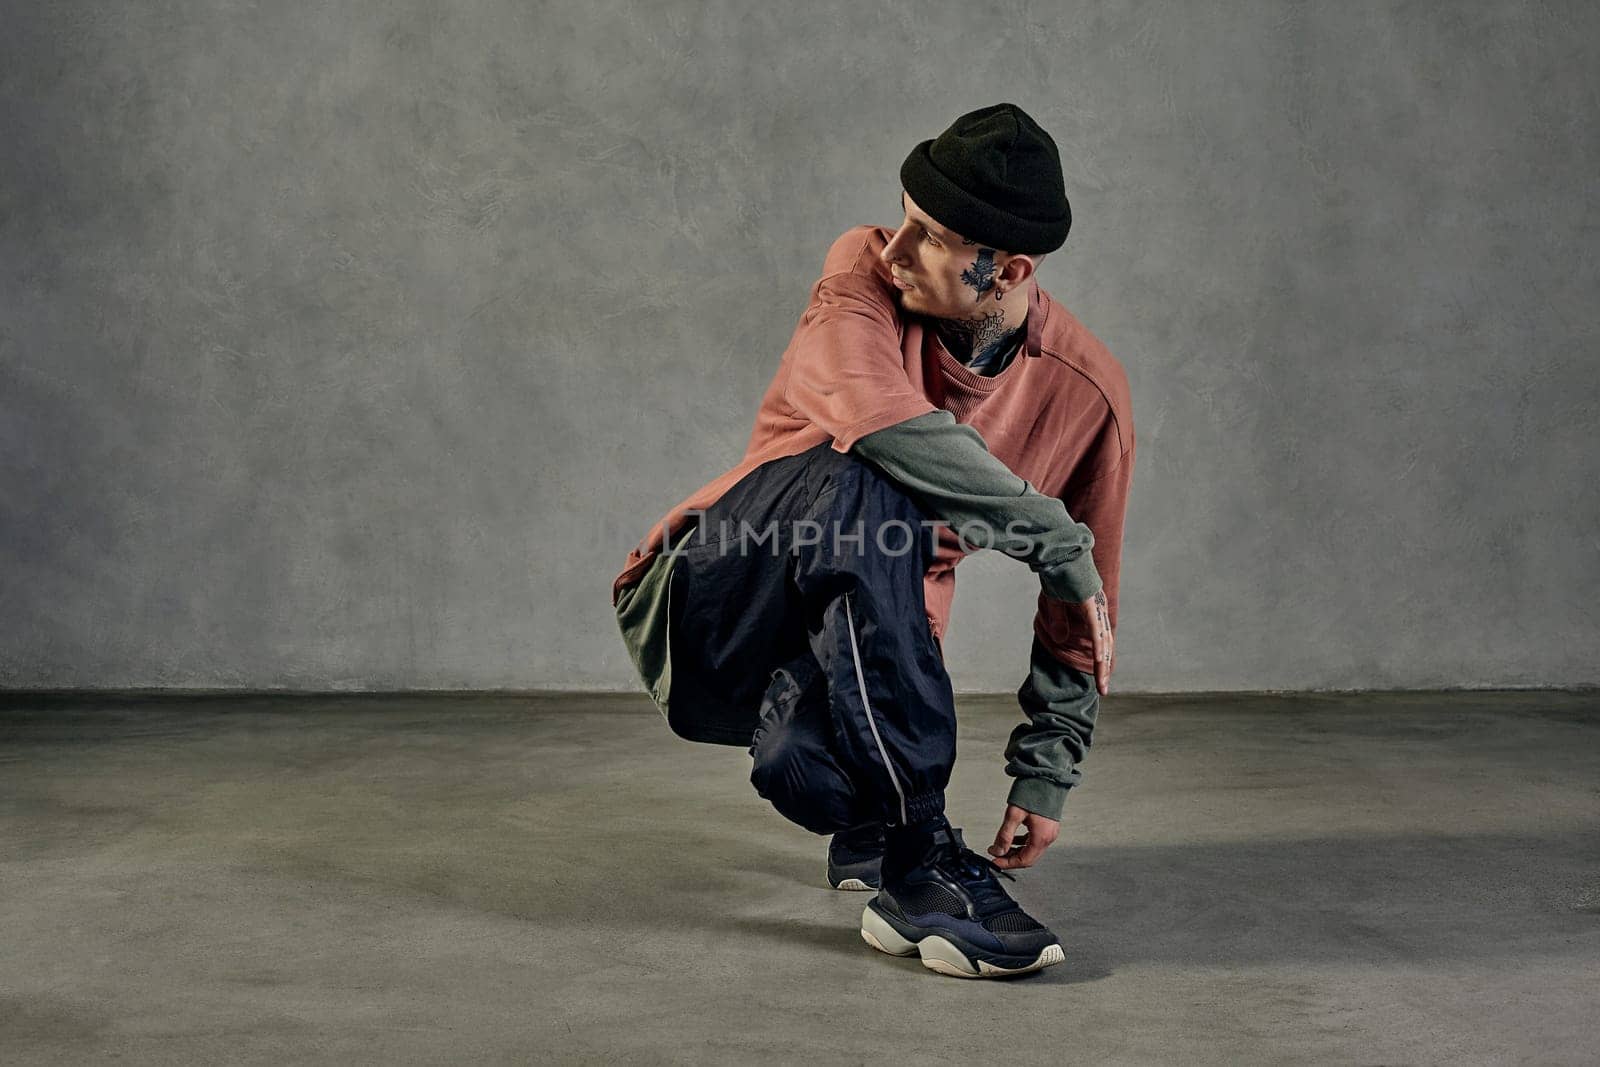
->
[843,589,909,826]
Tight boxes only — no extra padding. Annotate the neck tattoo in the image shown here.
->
[934,312,1024,368]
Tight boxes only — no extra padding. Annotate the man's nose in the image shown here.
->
[879,227,910,265]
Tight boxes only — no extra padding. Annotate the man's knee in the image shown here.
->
[749,740,863,836]
[806,449,930,549]
[811,446,902,496]
[748,665,865,835]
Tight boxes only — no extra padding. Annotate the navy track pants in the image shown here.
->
[664,442,957,833]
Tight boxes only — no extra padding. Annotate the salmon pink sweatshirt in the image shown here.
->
[613,224,1135,678]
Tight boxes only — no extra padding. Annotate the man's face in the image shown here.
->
[879,190,1004,319]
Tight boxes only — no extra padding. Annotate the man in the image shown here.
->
[613,102,1135,979]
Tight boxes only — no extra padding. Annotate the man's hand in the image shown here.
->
[1073,589,1114,696]
[987,804,1060,870]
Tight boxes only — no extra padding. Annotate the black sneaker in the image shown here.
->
[860,823,1064,978]
[827,823,885,891]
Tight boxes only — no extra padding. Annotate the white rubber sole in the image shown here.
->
[859,903,1065,978]
[830,877,877,892]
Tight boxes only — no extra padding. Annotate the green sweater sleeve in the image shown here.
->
[848,409,1103,603]
[1002,635,1099,820]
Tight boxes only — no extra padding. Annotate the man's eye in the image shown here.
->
[922,233,938,246]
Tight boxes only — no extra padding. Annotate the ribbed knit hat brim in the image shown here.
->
[899,102,1071,255]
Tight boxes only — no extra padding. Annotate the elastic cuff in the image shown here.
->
[1006,776,1069,822]
[1041,555,1102,604]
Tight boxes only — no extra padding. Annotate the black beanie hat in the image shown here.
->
[899,102,1071,255]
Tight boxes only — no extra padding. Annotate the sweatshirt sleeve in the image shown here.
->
[780,235,940,452]
[849,409,1104,604]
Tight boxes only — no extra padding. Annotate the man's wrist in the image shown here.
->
[1006,775,1069,822]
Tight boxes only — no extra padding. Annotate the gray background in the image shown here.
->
[2,1,1595,693]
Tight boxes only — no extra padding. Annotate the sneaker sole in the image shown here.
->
[828,876,879,892]
[859,902,1064,978]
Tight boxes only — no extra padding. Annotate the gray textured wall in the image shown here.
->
[2,1,1595,692]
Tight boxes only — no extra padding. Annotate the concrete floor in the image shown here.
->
[1,689,1596,1065]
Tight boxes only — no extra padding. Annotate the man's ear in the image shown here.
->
[1002,252,1041,286]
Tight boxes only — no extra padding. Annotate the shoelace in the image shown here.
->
[939,842,1018,912]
